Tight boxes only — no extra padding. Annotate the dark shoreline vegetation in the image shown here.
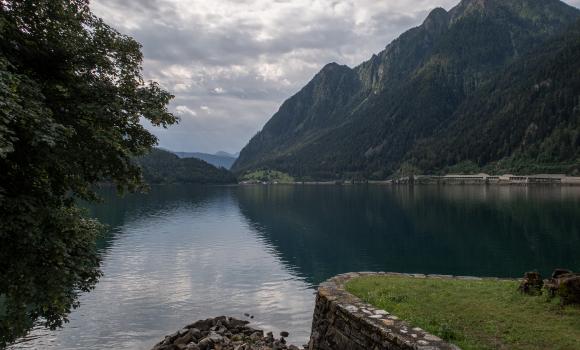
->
[137,149,237,185]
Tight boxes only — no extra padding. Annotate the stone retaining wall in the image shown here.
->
[308,272,468,350]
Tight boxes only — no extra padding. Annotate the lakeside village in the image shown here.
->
[240,173,580,186]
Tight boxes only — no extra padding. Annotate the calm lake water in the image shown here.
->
[12,184,580,349]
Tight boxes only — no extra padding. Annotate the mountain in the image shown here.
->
[215,151,239,158]
[232,0,580,179]
[407,19,580,175]
[174,151,237,169]
[137,149,237,184]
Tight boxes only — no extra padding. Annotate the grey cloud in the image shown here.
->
[90,0,580,154]
[130,13,360,67]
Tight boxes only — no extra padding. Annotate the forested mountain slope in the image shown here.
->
[232,0,580,179]
[137,149,237,184]
[174,151,237,169]
[407,20,580,175]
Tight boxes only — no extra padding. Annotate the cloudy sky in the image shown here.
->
[90,0,580,155]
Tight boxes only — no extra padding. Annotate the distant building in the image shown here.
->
[441,174,489,184]
[395,173,580,186]
[528,174,565,184]
[498,174,565,184]
[562,176,580,185]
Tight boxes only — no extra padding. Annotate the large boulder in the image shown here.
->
[518,271,543,295]
[543,269,580,305]
[552,269,573,279]
[556,274,580,305]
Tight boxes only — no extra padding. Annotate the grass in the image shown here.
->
[346,275,580,350]
[240,170,294,183]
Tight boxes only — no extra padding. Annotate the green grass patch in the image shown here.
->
[240,169,294,183]
[346,276,580,350]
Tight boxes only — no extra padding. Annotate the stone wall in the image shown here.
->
[308,272,462,350]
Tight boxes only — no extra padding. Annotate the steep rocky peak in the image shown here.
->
[451,0,580,20]
[459,0,492,7]
[313,62,354,85]
[319,62,351,73]
[423,7,450,33]
[450,0,500,19]
[425,7,450,21]
[322,62,340,69]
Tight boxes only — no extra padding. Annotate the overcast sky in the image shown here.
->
[90,0,580,154]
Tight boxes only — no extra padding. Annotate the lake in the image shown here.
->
[11,184,580,349]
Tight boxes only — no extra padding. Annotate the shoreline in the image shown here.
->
[238,177,580,187]
[150,316,305,350]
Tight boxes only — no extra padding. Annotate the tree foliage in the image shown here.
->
[0,0,177,346]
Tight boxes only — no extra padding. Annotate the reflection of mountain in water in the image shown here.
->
[15,185,316,349]
[85,185,230,253]
[15,184,577,348]
[235,185,580,284]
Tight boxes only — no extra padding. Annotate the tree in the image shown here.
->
[0,0,177,346]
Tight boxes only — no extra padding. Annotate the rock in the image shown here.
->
[187,319,214,331]
[197,337,212,349]
[151,317,300,350]
[214,316,228,324]
[156,345,181,350]
[280,331,289,338]
[229,319,250,328]
[190,328,202,341]
[174,331,193,345]
[543,269,580,304]
[518,271,543,295]
[557,274,580,305]
[552,268,573,279]
[209,332,224,343]
[161,336,173,346]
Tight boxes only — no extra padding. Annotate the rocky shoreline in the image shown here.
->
[151,316,305,350]
[152,270,580,350]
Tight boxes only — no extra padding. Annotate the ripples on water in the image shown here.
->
[12,187,315,349]
[11,184,580,349]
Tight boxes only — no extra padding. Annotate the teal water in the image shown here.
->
[11,185,580,349]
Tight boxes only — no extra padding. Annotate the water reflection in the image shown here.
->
[10,184,580,349]
[12,186,315,349]
[236,185,580,281]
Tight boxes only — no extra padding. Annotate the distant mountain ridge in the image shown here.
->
[215,151,239,158]
[173,151,237,169]
[137,149,237,184]
[233,0,580,179]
